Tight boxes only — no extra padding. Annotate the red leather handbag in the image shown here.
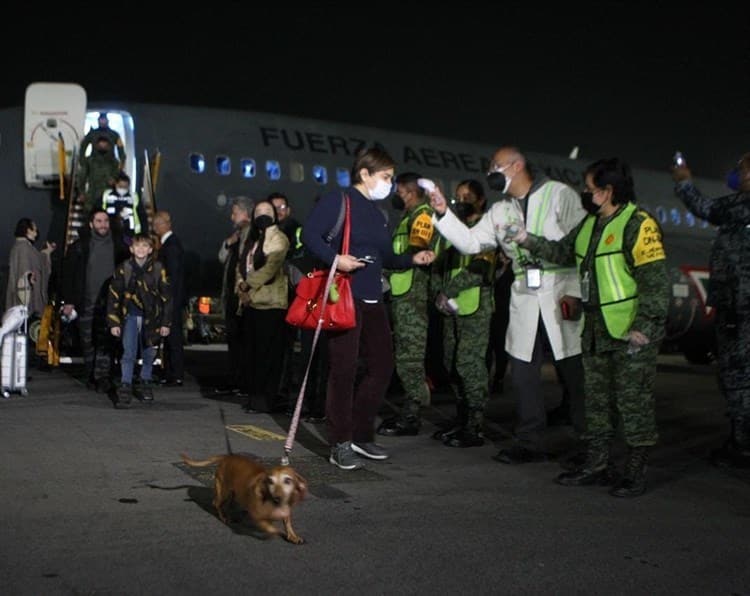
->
[285,196,356,331]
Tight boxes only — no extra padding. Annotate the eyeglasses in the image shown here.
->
[487,161,515,176]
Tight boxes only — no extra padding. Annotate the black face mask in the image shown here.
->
[96,148,109,155]
[580,191,600,215]
[254,214,274,230]
[453,202,476,221]
[391,194,405,211]
[487,172,508,192]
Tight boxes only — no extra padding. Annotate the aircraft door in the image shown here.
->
[24,83,87,189]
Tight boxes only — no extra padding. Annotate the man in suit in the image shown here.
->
[152,210,186,386]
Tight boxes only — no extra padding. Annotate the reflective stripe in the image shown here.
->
[390,203,431,296]
[512,182,572,276]
[574,203,638,339]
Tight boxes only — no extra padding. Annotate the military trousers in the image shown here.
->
[582,343,659,448]
[391,296,430,418]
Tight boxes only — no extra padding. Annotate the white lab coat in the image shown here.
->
[434,179,586,362]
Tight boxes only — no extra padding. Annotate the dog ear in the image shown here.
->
[249,471,268,500]
[292,471,308,503]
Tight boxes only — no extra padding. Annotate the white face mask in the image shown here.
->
[368,178,392,201]
[115,187,129,196]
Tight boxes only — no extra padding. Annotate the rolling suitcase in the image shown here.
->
[1,305,29,398]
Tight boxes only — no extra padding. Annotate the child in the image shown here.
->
[106,233,172,408]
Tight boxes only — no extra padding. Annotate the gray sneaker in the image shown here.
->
[351,441,389,460]
[329,441,365,470]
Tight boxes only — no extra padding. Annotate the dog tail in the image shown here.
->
[180,453,225,467]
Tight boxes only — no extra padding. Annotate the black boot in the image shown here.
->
[609,446,649,497]
[555,442,609,486]
[432,400,468,441]
[443,407,485,448]
[443,427,485,448]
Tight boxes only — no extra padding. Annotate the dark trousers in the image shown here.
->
[294,327,329,416]
[242,306,286,410]
[224,309,243,390]
[510,321,584,450]
[80,301,113,382]
[162,307,185,381]
[325,301,394,445]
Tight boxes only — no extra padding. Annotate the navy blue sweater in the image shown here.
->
[302,187,413,302]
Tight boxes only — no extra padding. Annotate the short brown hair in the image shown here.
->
[351,146,396,184]
[131,233,154,247]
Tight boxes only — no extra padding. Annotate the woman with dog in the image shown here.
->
[301,146,435,470]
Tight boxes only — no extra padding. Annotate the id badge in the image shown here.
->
[580,271,590,303]
[525,267,542,289]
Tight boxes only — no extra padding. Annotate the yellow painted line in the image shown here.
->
[226,424,286,441]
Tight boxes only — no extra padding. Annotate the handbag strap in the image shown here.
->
[341,194,350,255]
[282,255,340,464]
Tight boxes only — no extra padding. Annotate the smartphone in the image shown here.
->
[673,151,686,167]
[357,255,376,264]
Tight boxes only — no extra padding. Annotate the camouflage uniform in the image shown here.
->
[432,230,495,443]
[528,204,669,456]
[80,126,126,169]
[675,181,750,455]
[387,201,435,422]
[77,151,121,215]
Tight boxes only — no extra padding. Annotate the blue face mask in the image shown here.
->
[727,168,740,191]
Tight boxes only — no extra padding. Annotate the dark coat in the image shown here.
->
[106,257,173,347]
[158,233,186,309]
[61,230,129,310]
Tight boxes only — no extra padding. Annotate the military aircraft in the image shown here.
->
[0,82,728,363]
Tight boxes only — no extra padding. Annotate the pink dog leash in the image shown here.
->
[281,256,338,465]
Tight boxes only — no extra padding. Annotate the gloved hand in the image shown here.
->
[435,292,458,316]
[503,222,528,244]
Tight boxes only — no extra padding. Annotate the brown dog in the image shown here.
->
[180,452,307,544]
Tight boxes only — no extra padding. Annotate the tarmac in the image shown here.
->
[1,346,749,596]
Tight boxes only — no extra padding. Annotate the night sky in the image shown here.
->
[3,3,748,181]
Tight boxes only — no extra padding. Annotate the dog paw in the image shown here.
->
[286,534,304,545]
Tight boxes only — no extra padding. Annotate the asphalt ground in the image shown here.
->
[1,346,749,596]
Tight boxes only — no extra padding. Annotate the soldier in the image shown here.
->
[508,157,670,497]
[77,136,121,216]
[672,152,750,468]
[80,112,126,171]
[431,179,495,447]
[377,172,436,437]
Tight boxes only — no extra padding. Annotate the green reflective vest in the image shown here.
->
[103,190,141,234]
[436,233,494,316]
[511,182,576,278]
[574,203,638,339]
[390,203,432,297]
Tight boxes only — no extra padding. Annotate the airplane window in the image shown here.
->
[216,156,231,176]
[289,162,304,183]
[189,153,206,174]
[266,160,281,181]
[655,206,667,225]
[336,168,351,187]
[670,208,681,226]
[240,159,256,179]
[685,211,695,227]
[312,165,328,185]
